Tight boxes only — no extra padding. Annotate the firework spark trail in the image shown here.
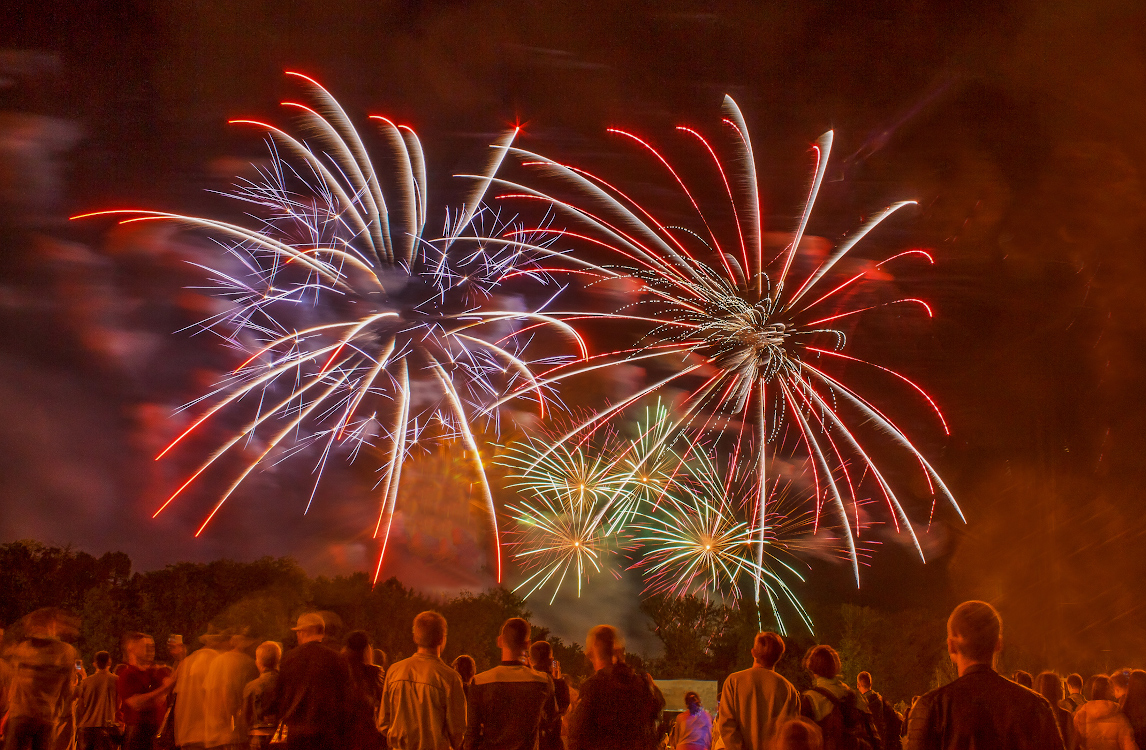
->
[74,77,583,582]
[501,403,828,633]
[476,94,960,602]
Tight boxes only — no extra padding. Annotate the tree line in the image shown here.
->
[0,540,955,701]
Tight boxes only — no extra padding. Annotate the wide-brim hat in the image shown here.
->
[198,626,230,646]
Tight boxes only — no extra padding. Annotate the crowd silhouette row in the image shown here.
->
[1,600,1142,750]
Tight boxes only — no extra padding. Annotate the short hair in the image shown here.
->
[530,640,553,669]
[586,625,623,662]
[751,632,785,668]
[804,645,841,679]
[452,655,476,683]
[374,648,389,671]
[857,671,872,689]
[1091,675,1113,701]
[1067,673,1084,691]
[413,611,447,649]
[946,601,1001,663]
[1013,670,1033,688]
[255,641,281,670]
[1112,670,1131,690]
[1035,672,1063,704]
[776,717,823,750]
[93,651,111,669]
[500,618,531,652]
[684,691,701,709]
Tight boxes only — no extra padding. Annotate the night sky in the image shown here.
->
[2,0,1146,662]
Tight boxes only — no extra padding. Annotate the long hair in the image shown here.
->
[1035,672,1063,704]
[1122,671,1146,728]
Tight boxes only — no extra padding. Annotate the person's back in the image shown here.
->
[203,641,258,748]
[567,626,663,750]
[241,670,279,733]
[5,615,79,750]
[379,611,466,750]
[275,630,351,743]
[174,639,221,748]
[344,630,385,750]
[1122,670,1146,750]
[527,642,570,750]
[717,632,801,750]
[1074,676,1136,750]
[857,673,901,750]
[800,646,878,750]
[569,661,659,750]
[464,618,555,750]
[906,601,1064,750]
[465,664,555,749]
[7,634,77,725]
[75,652,118,750]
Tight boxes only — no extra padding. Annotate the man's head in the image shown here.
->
[255,641,282,673]
[946,600,1002,667]
[291,613,325,645]
[123,632,155,667]
[497,618,531,660]
[93,651,111,671]
[25,607,79,640]
[413,611,447,652]
[1067,673,1084,693]
[529,640,553,672]
[585,625,622,671]
[803,645,841,680]
[167,634,185,662]
[857,671,872,692]
[751,632,785,669]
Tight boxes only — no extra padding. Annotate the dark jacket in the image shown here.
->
[242,669,279,733]
[905,664,1065,750]
[863,690,902,750]
[464,662,557,750]
[273,641,351,739]
[567,662,664,750]
[539,677,571,750]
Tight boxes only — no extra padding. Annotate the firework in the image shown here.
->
[502,404,830,632]
[476,96,962,602]
[74,74,582,582]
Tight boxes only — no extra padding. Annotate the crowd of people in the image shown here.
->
[0,600,1144,750]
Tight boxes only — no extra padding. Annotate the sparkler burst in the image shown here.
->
[478,96,962,604]
[74,74,584,582]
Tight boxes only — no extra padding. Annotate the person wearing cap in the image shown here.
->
[174,627,228,750]
[204,630,258,750]
[273,612,352,750]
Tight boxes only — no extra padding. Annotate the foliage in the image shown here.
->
[0,540,956,701]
